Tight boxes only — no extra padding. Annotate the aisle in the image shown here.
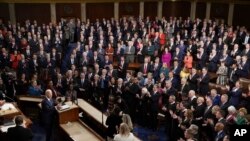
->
[133,124,168,141]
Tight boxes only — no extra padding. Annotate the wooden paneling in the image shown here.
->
[195,2,206,20]
[15,3,50,25]
[0,3,10,23]
[56,3,81,20]
[144,1,157,19]
[233,4,250,29]
[162,1,191,19]
[119,2,139,18]
[86,3,114,22]
[210,3,229,22]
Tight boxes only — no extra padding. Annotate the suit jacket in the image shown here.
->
[41,98,56,126]
[125,46,135,55]
[67,58,78,69]
[203,106,213,119]
[239,61,250,77]
[229,88,242,107]
[180,84,190,96]
[208,54,219,72]
[140,63,151,74]
[188,73,199,92]
[199,73,210,95]
[197,52,207,69]
[220,102,230,113]
[76,78,90,93]
[7,125,33,141]
[117,61,128,78]
[215,131,225,141]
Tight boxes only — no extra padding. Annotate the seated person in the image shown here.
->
[27,80,43,96]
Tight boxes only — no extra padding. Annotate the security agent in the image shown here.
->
[7,115,33,141]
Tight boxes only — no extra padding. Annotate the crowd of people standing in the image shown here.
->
[0,15,250,141]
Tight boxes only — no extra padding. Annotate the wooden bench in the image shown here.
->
[209,83,228,94]
[77,99,141,141]
[239,78,250,93]
[60,120,104,141]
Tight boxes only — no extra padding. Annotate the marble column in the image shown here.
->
[50,3,56,23]
[206,2,211,20]
[228,3,234,26]
[157,1,163,19]
[190,1,197,20]
[9,3,16,24]
[114,2,119,20]
[139,1,144,19]
[81,3,86,22]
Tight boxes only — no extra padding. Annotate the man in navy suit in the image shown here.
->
[198,67,210,96]
[41,89,57,141]
[238,55,249,77]
[227,81,242,108]
[7,115,33,141]
[214,122,225,141]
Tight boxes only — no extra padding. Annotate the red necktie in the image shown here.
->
[144,65,147,74]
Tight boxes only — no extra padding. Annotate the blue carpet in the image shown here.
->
[133,125,168,141]
[30,120,169,141]
[30,121,46,141]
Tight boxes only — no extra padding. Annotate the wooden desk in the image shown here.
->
[17,95,43,103]
[38,101,79,124]
[60,120,104,141]
[57,102,79,124]
[0,103,32,133]
[77,99,108,128]
[0,103,20,118]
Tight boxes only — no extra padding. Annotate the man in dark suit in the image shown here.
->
[162,80,177,105]
[188,68,199,92]
[196,47,207,70]
[151,57,162,81]
[140,57,151,77]
[179,78,190,101]
[107,64,118,79]
[198,67,210,96]
[7,115,33,141]
[76,72,90,100]
[227,81,242,108]
[228,62,240,88]
[117,56,128,79]
[188,90,197,109]
[41,89,57,141]
[214,122,225,141]
[220,94,230,115]
[238,55,250,77]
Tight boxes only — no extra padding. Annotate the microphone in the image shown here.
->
[2,93,15,102]
[71,93,78,105]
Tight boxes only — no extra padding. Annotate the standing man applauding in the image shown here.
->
[41,89,57,141]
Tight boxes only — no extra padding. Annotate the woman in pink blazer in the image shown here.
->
[161,47,172,67]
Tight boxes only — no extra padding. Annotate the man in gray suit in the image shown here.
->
[125,41,135,63]
[68,19,75,42]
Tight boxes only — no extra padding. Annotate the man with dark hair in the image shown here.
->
[7,115,33,141]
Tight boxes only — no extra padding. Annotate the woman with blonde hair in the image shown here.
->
[114,123,135,141]
[122,114,133,131]
[235,107,248,125]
